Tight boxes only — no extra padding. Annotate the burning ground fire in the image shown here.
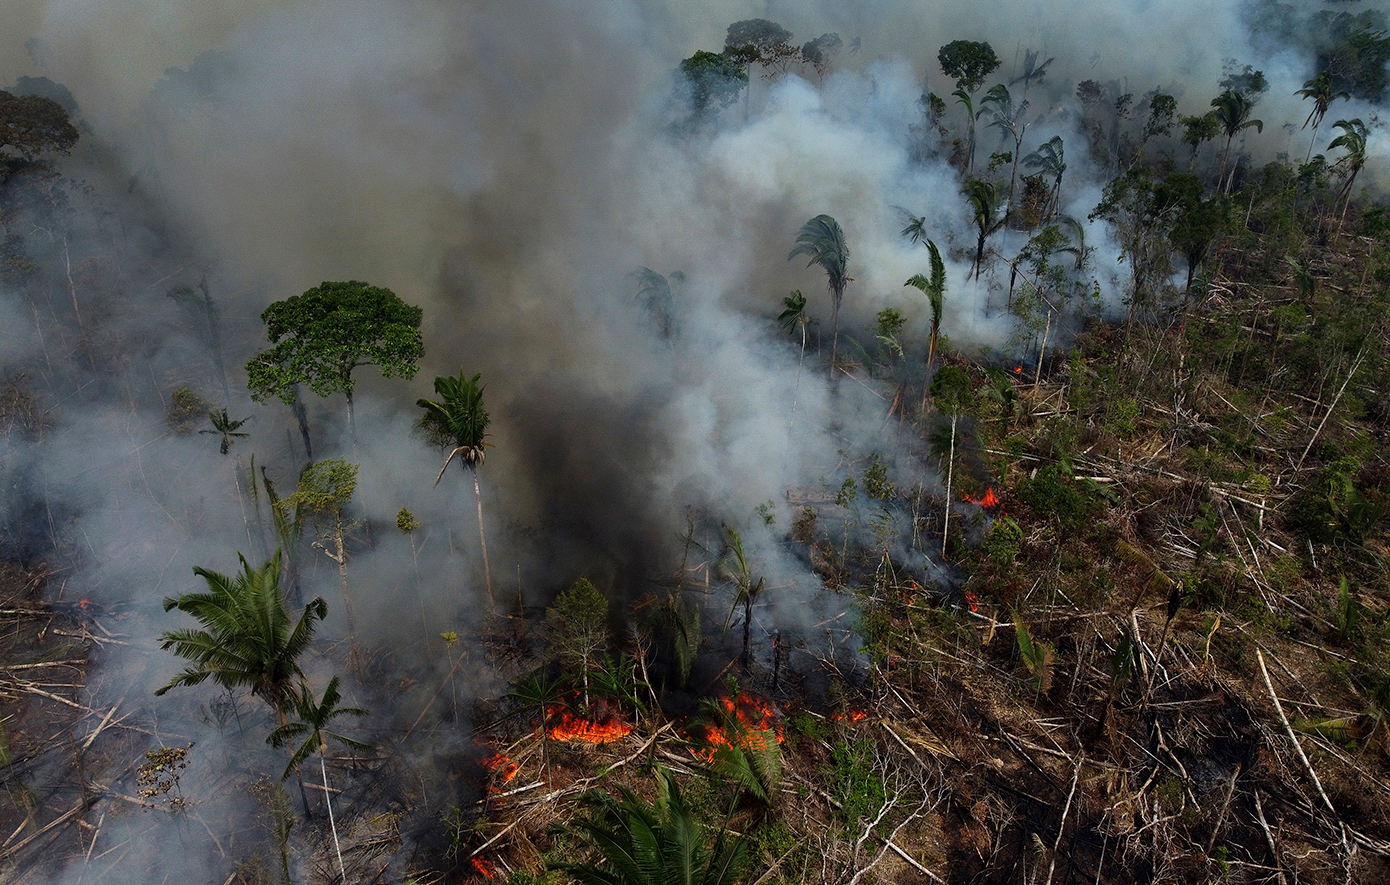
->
[689,692,785,763]
[543,694,634,744]
[482,752,519,790]
[963,487,1000,509]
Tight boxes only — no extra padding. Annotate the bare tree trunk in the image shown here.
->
[472,469,494,609]
[791,325,806,421]
[942,414,956,557]
[333,513,360,676]
[321,753,347,883]
[345,388,359,462]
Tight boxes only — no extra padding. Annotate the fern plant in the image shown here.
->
[1013,612,1055,693]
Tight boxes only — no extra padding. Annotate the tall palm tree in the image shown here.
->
[719,526,765,672]
[952,86,982,174]
[964,179,1007,280]
[554,766,747,885]
[901,224,947,414]
[778,290,809,418]
[788,215,851,371]
[156,549,328,723]
[1211,90,1262,193]
[1296,71,1350,163]
[1022,136,1066,220]
[418,370,494,608]
[268,676,369,883]
[1329,118,1370,222]
[980,84,1030,214]
[200,407,249,455]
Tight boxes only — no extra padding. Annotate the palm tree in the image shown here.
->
[553,766,747,885]
[418,370,494,608]
[778,290,809,418]
[719,526,765,672]
[156,549,328,723]
[901,223,947,414]
[268,676,369,883]
[788,215,851,371]
[200,407,249,455]
[630,267,677,339]
[1329,118,1370,223]
[1211,90,1262,193]
[1296,71,1350,163]
[980,84,1030,214]
[951,86,982,173]
[964,179,1007,280]
[1022,136,1066,220]
[508,670,566,778]
[1010,49,1054,95]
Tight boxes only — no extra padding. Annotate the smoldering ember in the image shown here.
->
[3,1,1390,883]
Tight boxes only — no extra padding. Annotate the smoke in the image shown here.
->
[0,0,1379,879]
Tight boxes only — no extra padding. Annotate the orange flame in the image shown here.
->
[690,692,785,762]
[965,488,1000,508]
[833,708,868,723]
[546,707,633,744]
[962,589,980,613]
[471,857,497,879]
[482,752,518,787]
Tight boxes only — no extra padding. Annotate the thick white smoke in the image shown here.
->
[0,0,1376,880]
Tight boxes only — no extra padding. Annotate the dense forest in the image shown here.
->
[4,2,1390,884]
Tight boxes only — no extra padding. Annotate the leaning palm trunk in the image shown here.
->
[471,468,494,609]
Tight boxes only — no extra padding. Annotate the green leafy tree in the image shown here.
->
[267,676,368,882]
[0,89,78,166]
[156,549,328,723]
[1142,92,1177,143]
[937,40,1000,94]
[554,767,747,885]
[680,51,748,121]
[1297,71,1351,162]
[547,577,609,715]
[1156,172,1229,311]
[418,370,494,607]
[1210,90,1262,193]
[788,214,851,371]
[201,407,249,455]
[246,280,424,452]
[1090,168,1174,330]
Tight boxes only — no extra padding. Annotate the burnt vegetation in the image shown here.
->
[6,12,1390,885]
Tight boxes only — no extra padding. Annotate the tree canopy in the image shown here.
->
[246,280,424,409]
[680,51,747,117]
[937,40,1000,93]
[0,89,78,163]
